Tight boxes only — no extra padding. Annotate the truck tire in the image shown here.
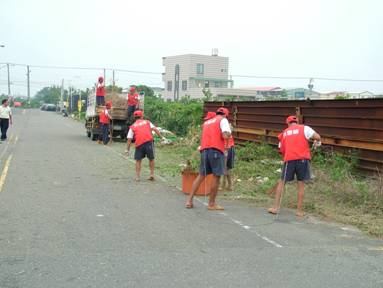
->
[91,131,98,141]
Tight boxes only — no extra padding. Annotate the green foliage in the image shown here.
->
[136,85,154,97]
[144,95,203,136]
[106,85,123,93]
[34,86,62,105]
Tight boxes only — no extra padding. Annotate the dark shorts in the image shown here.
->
[128,105,136,119]
[199,148,225,176]
[135,141,155,161]
[281,159,311,182]
[226,147,235,170]
[96,96,105,106]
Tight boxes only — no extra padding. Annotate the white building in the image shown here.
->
[162,53,233,100]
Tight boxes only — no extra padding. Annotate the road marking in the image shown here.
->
[0,155,12,192]
[106,146,283,248]
[15,135,18,144]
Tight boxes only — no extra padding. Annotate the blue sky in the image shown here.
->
[1,0,382,96]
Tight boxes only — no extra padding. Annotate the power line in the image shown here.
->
[0,62,162,75]
[231,74,383,82]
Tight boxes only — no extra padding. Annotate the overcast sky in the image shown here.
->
[1,0,382,96]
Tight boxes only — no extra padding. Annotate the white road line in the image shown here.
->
[0,155,13,192]
[107,146,283,248]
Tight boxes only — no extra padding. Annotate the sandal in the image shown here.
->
[207,204,224,211]
[267,207,278,215]
[147,176,155,181]
[296,211,305,217]
[185,202,194,209]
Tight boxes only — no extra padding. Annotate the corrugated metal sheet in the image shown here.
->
[205,99,383,172]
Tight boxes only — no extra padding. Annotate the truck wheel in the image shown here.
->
[91,131,98,141]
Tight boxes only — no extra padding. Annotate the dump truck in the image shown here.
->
[85,92,130,141]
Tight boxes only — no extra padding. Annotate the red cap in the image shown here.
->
[105,101,112,108]
[129,86,136,92]
[286,116,298,124]
[216,107,229,117]
[204,111,216,120]
[98,76,104,82]
[133,110,143,117]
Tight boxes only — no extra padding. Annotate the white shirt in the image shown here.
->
[127,120,155,139]
[220,117,231,134]
[304,126,315,140]
[0,106,12,119]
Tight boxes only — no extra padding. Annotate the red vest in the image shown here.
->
[96,85,105,97]
[127,93,139,106]
[200,115,225,153]
[281,124,311,162]
[130,119,153,147]
[228,135,235,148]
[99,108,110,124]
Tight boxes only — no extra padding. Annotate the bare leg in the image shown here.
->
[135,160,142,181]
[186,174,205,207]
[296,181,305,216]
[208,175,221,207]
[149,159,155,178]
[268,180,285,213]
[227,170,233,190]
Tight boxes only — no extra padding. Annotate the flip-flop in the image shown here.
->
[134,177,140,182]
[147,176,155,181]
[296,211,305,217]
[267,207,278,215]
[185,202,194,209]
[207,204,224,211]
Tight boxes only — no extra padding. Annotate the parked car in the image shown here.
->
[40,104,56,111]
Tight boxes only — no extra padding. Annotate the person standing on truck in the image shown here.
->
[98,101,112,145]
[96,76,105,106]
[126,110,165,182]
[0,99,12,141]
[185,107,231,210]
[127,86,139,120]
[268,116,321,217]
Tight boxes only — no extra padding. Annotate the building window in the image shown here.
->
[182,80,187,91]
[214,81,220,88]
[167,81,172,91]
[197,63,204,75]
[204,81,209,88]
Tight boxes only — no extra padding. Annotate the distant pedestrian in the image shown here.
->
[126,110,165,181]
[98,101,112,145]
[127,86,139,120]
[268,116,321,217]
[96,76,105,106]
[185,107,231,210]
[0,99,12,141]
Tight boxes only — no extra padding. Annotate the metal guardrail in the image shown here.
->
[205,98,383,172]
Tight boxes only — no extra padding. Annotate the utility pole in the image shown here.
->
[112,69,115,93]
[7,63,11,97]
[27,65,31,104]
[103,68,106,84]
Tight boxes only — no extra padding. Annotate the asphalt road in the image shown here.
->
[0,109,382,288]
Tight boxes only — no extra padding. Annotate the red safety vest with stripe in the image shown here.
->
[127,93,139,106]
[130,119,153,147]
[281,124,311,162]
[200,115,225,153]
[99,108,110,124]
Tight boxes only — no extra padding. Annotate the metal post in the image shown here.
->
[7,63,11,97]
[112,69,115,93]
[27,65,30,104]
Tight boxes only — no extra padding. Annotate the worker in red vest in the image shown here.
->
[268,115,321,217]
[96,76,105,106]
[126,110,165,181]
[185,107,231,210]
[127,86,139,120]
[98,101,112,145]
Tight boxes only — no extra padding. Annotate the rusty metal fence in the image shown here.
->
[204,99,383,172]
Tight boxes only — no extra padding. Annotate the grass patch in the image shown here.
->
[154,136,383,238]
